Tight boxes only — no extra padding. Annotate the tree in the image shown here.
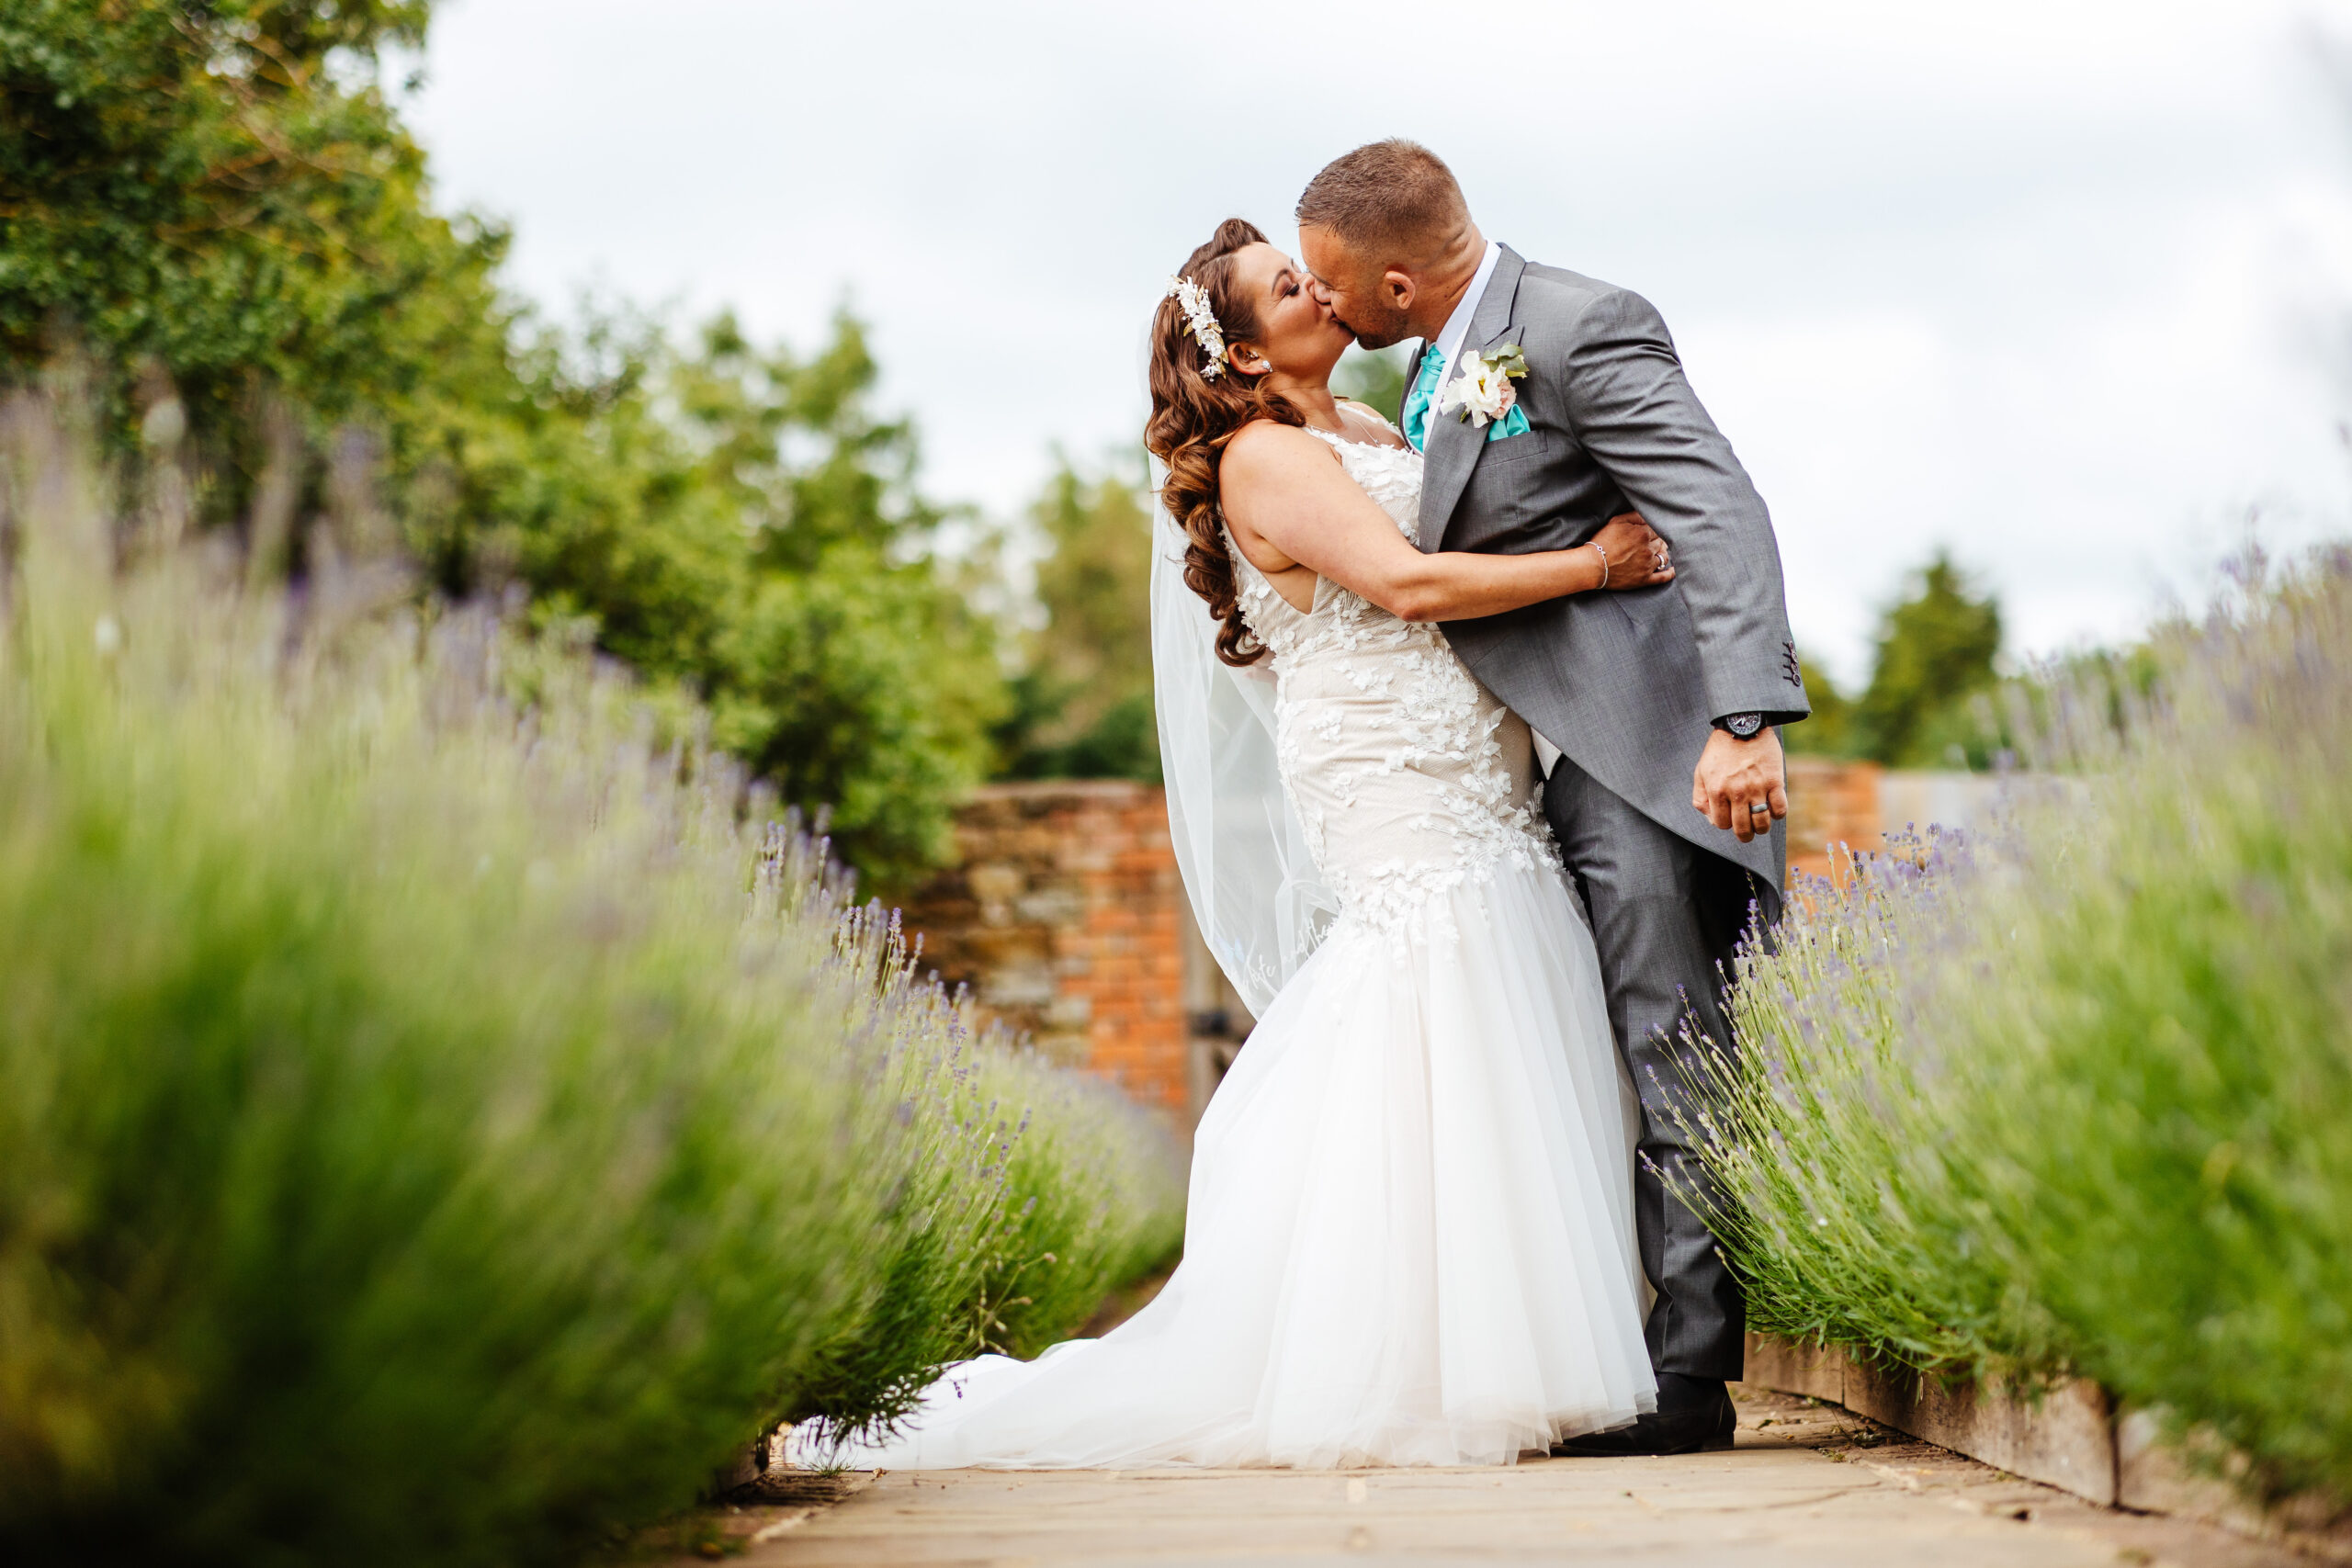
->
[1,1,510,499]
[672,312,1005,889]
[995,458,1159,782]
[1,1,1007,889]
[367,301,1007,890]
[1334,344,1411,425]
[1781,657,1856,757]
[1855,553,2003,766]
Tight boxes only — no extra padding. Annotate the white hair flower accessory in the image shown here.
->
[1165,276,1228,380]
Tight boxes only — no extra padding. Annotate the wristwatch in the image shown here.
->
[1714,712,1766,740]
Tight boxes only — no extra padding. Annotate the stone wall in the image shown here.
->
[899,782,1191,1117]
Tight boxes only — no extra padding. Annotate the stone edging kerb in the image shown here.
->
[1743,1333,2351,1562]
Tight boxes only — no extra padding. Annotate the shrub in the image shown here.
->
[1695,548,2352,1504]
[0,397,1182,1566]
[6,0,1008,889]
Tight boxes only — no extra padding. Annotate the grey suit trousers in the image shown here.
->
[1544,756,1755,1382]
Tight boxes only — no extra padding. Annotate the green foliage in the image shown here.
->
[2,4,1005,889]
[0,401,1182,1566]
[995,457,1158,782]
[1903,641,2164,773]
[1,0,503,495]
[670,313,1005,890]
[1854,552,2002,765]
[1334,344,1411,425]
[1781,651,1856,756]
[1691,548,2352,1505]
[1775,553,2005,766]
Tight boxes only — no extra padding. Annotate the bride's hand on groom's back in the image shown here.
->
[1592,513,1675,591]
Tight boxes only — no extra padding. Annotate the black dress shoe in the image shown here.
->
[1551,1376,1736,1457]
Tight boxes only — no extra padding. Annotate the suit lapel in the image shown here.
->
[1415,245,1527,552]
[1416,385,1479,552]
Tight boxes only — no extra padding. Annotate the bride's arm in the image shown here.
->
[1220,424,1672,622]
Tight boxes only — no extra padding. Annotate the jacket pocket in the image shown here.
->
[1475,428,1554,468]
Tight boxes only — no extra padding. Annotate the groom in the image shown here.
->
[1299,141,1810,1455]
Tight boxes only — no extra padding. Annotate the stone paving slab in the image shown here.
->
[675,1389,2304,1567]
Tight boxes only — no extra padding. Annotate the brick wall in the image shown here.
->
[1782,756,1885,881]
[901,764,1985,1124]
[1782,758,2000,884]
[899,782,1190,1117]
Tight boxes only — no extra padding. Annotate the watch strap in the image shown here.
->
[1714,712,1766,739]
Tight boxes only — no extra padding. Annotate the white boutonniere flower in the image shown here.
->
[1438,343,1528,427]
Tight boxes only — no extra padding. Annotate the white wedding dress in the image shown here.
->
[808,430,1656,1470]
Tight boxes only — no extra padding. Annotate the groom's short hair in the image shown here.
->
[1296,140,1468,265]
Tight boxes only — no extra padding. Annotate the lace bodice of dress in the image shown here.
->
[1226,427,1556,935]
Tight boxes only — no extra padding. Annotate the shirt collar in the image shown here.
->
[1430,240,1502,369]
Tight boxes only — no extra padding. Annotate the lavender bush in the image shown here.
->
[0,394,1182,1567]
[1695,548,2352,1503]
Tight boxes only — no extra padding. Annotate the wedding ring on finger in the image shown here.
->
[1747,801,1770,818]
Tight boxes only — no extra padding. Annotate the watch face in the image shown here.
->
[1725,713,1764,739]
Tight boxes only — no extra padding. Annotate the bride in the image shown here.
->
[804,218,1678,1470]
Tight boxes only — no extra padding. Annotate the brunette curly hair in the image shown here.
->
[1144,219,1307,667]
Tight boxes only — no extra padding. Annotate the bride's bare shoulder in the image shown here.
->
[1226,418,1331,458]
[1221,423,1346,544]
[1223,419,1340,483]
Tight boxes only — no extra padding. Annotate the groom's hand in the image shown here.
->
[1693,728,1788,844]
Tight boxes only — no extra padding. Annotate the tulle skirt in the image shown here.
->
[805,857,1657,1469]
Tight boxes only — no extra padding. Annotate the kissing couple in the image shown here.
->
[804,138,1813,1470]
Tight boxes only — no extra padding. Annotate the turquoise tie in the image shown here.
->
[1400,346,1446,454]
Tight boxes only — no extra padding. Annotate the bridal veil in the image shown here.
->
[1148,469,1331,1016]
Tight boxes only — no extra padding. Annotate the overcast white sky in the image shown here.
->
[407,0,2352,687]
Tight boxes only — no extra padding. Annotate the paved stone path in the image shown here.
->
[680,1388,2301,1566]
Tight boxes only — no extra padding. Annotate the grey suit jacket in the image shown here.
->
[1413,246,1809,898]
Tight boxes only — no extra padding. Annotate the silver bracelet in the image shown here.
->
[1591,539,1610,590]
